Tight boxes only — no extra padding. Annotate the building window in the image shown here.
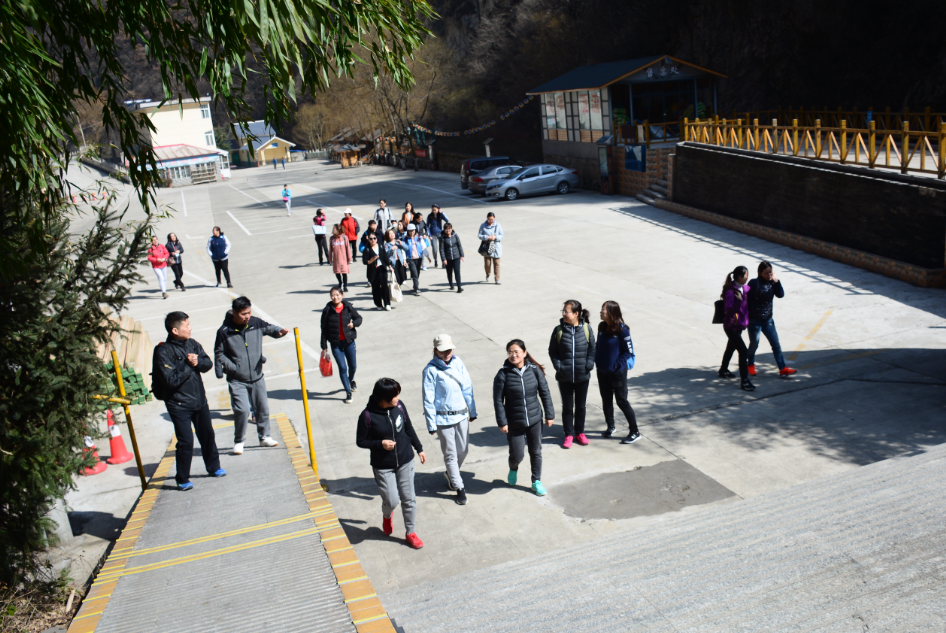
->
[272,142,279,148]
[205,131,215,146]
[200,104,211,119]
[554,93,566,130]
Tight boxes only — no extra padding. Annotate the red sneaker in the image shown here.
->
[562,436,573,449]
[576,433,589,446]
[748,364,757,376]
[780,367,797,377]
[382,516,393,535]
[405,532,424,549]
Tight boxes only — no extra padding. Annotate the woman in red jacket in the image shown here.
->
[147,235,170,299]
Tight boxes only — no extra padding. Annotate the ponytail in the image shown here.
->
[563,299,591,324]
[721,265,748,297]
[506,338,545,375]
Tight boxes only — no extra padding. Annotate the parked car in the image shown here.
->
[468,164,522,195]
[460,156,520,190]
[485,164,579,201]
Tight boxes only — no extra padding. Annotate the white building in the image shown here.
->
[125,98,230,185]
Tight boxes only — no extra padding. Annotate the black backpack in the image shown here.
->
[150,343,170,401]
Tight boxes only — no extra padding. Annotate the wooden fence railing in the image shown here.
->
[683,117,946,179]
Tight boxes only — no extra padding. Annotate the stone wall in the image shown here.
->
[673,143,946,271]
[435,151,481,173]
[613,146,674,197]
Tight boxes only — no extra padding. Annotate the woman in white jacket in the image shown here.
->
[422,334,477,506]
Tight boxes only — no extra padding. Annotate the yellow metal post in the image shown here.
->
[815,120,822,157]
[753,118,759,151]
[840,120,847,164]
[110,350,146,491]
[792,119,799,156]
[683,117,689,142]
[771,119,778,153]
[294,327,325,490]
[901,122,909,174]
[737,119,743,149]
[939,123,945,180]
[868,121,876,168]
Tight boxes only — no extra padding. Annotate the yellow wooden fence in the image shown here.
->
[683,117,946,179]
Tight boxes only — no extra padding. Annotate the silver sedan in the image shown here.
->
[485,164,579,201]
[468,164,521,195]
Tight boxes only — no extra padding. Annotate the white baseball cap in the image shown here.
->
[344,208,352,215]
[433,334,455,352]
[407,223,417,231]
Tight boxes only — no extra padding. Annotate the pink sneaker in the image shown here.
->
[576,433,589,446]
[562,436,573,449]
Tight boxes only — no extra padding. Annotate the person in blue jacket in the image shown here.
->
[596,300,640,444]
[206,226,232,288]
[422,334,477,506]
[426,204,450,268]
[281,184,291,216]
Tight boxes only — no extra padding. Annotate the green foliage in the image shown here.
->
[0,199,149,586]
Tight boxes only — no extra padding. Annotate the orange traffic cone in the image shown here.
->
[81,436,107,475]
[105,410,133,465]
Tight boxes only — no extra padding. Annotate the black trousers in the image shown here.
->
[393,261,407,286]
[445,259,462,288]
[407,258,422,291]
[315,235,329,264]
[369,269,391,307]
[335,273,348,289]
[170,263,184,288]
[508,422,543,483]
[558,379,590,437]
[597,370,638,434]
[212,259,231,285]
[166,402,220,484]
[721,328,749,380]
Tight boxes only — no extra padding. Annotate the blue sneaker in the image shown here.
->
[212,469,227,477]
[178,482,194,491]
[532,481,547,496]
[507,470,517,486]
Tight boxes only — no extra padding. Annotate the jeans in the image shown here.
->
[508,422,543,483]
[747,318,786,369]
[314,235,328,264]
[165,402,220,484]
[721,327,749,380]
[153,267,167,293]
[407,258,422,291]
[228,379,271,443]
[374,459,416,534]
[597,370,638,434]
[212,259,231,285]
[445,259,462,288]
[331,340,357,394]
[558,379,590,437]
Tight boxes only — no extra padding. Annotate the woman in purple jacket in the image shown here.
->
[719,265,755,391]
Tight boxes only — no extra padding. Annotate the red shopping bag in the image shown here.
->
[319,350,333,377]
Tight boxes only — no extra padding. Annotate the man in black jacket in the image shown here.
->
[155,311,225,491]
[320,287,363,403]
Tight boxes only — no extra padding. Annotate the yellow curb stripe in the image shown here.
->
[344,593,378,604]
[353,614,390,625]
[788,308,833,361]
[338,576,368,585]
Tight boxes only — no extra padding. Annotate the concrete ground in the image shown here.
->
[60,158,946,596]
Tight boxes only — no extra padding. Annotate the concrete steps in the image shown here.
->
[637,181,668,206]
[383,445,946,632]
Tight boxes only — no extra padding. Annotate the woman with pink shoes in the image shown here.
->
[548,300,596,448]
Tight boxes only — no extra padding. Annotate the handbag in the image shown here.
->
[712,299,724,324]
[478,240,490,256]
[389,270,403,303]
[319,350,333,377]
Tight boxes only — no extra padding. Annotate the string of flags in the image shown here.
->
[413,95,535,137]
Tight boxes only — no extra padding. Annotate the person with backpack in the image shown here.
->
[478,212,503,284]
[549,300,596,448]
[719,265,755,391]
[214,296,289,454]
[341,209,360,257]
[439,223,464,292]
[426,204,449,268]
[153,311,225,491]
[320,286,362,403]
[166,233,186,292]
[312,211,328,265]
[422,334,477,505]
[596,300,640,443]
[281,184,291,216]
[747,261,797,378]
[206,226,232,288]
[493,339,555,496]
[356,378,427,549]
[374,198,394,235]
[147,235,170,299]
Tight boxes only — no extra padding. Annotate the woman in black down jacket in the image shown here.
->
[493,339,555,496]
[439,222,465,293]
[319,286,363,403]
[548,299,596,449]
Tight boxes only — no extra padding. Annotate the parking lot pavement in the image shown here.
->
[66,159,946,593]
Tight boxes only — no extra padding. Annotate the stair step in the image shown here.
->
[649,183,669,194]
[645,189,667,199]
[636,194,656,205]
[656,178,669,186]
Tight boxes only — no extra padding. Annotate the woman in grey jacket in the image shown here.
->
[548,300,596,448]
[477,212,503,284]
[493,339,555,496]
[439,223,465,292]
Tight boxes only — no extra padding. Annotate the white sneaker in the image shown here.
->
[259,437,279,447]
[385,305,392,311]
[232,442,244,455]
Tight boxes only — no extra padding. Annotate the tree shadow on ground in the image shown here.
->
[626,347,946,467]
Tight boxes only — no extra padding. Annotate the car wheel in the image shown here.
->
[557,181,570,195]
[505,188,519,201]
